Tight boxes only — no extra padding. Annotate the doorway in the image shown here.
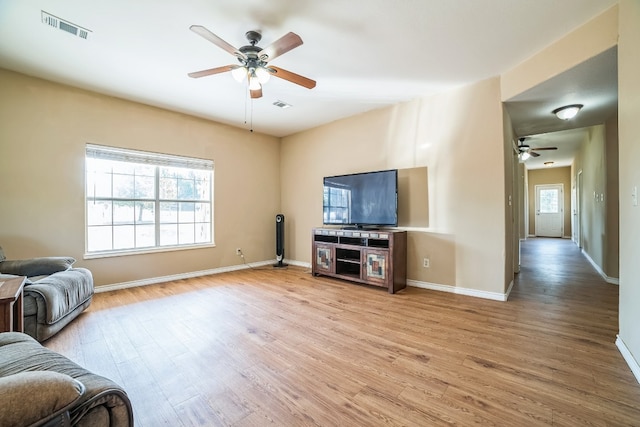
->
[535,184,564,237]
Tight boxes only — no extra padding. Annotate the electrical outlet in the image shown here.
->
[423,258,430,268]
[236,248,242,256]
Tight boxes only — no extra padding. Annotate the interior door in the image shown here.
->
[535,184,564,237]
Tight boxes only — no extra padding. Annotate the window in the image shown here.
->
[539,188,560,213]
[85,144,213,256]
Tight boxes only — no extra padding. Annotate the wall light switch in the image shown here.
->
[633,186,638,207]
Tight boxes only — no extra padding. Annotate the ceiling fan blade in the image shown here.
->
[531,147,558,151]
[258,32,303,61]
[268,66,316,89]
[250,87,263,99]
[188,65,236,78]
[529,151,541,157]
[190,25,245,58]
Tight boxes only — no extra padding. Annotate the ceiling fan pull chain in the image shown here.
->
[250,96,254,133]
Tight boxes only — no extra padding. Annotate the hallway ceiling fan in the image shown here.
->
[517,137,557,158]
[187,25,316,99]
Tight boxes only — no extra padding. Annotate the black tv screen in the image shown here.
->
[323,169,398,227]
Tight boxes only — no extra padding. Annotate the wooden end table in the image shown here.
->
[0,276,26,333]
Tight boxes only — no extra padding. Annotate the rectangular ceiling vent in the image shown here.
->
[41,11,91,40]
[273,100,292,109]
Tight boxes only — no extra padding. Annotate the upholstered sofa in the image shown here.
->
[0,247,94,342]
[0,332,133,426]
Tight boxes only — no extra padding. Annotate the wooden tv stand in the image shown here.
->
[311,228,407,294]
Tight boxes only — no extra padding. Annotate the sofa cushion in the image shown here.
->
[0,257,76,277]
[24,268,94,324]
[0,371,85,427]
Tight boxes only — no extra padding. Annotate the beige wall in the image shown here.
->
[572,123,619,278]
[501,5,618,101]
[281,77,508,295]
[605,115,619,279]
[618,0,640,378]
[397,167,429,228]
[502,106,520,277]
[0,69,281,286]
[527,167,572,238]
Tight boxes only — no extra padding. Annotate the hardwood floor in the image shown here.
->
[45,238,640,426]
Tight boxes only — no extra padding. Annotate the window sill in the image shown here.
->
[84,243,216,259]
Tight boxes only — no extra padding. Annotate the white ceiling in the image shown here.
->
[0,0,618,158]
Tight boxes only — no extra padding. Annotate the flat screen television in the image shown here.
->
[323,169,398,228]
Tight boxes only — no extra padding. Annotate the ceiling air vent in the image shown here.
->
[41,11,91,40]
[273,100,292,109]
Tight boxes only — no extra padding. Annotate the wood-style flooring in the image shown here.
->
[45,238,640,426]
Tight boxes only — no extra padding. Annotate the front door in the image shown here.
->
[535,184,563,237]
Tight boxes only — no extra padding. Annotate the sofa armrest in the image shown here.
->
[0,257,76,277]
[0,371,85,427]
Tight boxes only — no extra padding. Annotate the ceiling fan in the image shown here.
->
[187,25,316,99]
[517,137,557,158]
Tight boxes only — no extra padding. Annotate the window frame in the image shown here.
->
[84,144,214,259]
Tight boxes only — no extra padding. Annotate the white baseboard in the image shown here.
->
[407,279,510,301]
[95,260,275,293]
[286,260,311,269]
[581,249,620,285]
[607,276,620,285]
[616,335,640,384]
[504,279,514,300]
[96,260,509,303]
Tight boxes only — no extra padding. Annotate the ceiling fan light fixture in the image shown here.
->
[521,152,531,161]
[231,66,247,82]
[255,67,271,84]
[248,74,261,91]
[553,104,583,120]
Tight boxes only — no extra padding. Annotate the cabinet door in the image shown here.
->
[313,243,334,274]
[363,249,389,286]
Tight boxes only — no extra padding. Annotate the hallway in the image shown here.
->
[511,237,619,349]
[509,237,639,424]
[513,237,617,303]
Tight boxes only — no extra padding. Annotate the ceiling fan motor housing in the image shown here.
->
[245,30,262,45]
[238,46,268,74]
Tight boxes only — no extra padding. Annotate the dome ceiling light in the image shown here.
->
[552,104,583,120]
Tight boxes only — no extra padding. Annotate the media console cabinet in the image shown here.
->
[311,227,407,294]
